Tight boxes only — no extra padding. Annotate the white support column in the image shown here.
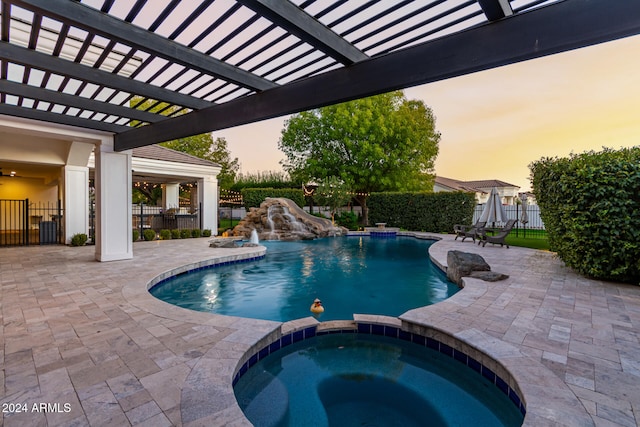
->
[63,141,94,244]
[95,139,133,261]
[198,175,218,233]
[62,165,89,243]
[162,183,180,210]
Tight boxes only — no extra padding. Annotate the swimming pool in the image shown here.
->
[234,332,524,427]
[149,236,459,322]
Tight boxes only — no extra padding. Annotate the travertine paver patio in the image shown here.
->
[0,235,639,426]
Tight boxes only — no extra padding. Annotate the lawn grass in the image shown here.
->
[505,229,549,250]
[504,235,550,250]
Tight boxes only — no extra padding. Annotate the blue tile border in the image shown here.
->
[369,231,398,238]
[148,254,266,292]
[232,322,526,418]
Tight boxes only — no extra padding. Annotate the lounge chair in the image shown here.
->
[478,219,517,248]
[453,220,486,243]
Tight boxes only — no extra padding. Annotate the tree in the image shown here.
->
[161,136,239,188]
[278,91,440,224]
[314,176,353,224]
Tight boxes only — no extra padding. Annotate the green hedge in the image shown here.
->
[368,192,476,233]
[531,147,640,283]
[241,188,305,210]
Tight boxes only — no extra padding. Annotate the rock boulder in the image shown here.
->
[233,197,348,241]
[446,250,508,286]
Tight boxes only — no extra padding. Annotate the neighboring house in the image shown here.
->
[434,176,520,205]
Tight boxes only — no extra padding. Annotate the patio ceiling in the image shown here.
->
[1,0,639,152]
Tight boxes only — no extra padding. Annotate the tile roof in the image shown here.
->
[434,176,479,192]
[435,176,519,193]
[463,179,519,189]
[132,145,219,168]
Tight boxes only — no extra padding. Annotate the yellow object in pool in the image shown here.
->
[310,298,324,314]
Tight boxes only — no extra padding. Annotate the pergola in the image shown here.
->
[1,0,639,150]
[0,0,639,261]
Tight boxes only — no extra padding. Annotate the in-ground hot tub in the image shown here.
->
[233,322,525,427]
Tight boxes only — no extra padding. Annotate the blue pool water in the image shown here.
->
[150,236,460,322]
[234,333,524,427]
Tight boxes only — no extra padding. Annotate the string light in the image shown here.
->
[219,189,243,205]
[131,185,369,206]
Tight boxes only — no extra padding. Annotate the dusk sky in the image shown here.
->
[217,34,640,192]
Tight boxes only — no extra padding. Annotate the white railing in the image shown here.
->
[472,204,545,230]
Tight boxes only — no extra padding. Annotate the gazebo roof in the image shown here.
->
[1,0,638,152]
[133,145,219,168]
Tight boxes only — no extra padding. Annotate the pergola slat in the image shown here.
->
[0,42,211,110]
[478,0,513,21]
[237,0,368,64]
[115,0,640,150]
[0,103,128,133]
[0,0,638,145]
[0,79,166,123]
[8,0,278,91]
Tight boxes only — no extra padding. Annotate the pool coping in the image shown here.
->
[133,234,594,426]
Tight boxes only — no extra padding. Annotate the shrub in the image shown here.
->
[180,229,191,239]
[171,229,181,239]
[202,229,212,237]
[368,192,476,233]
[230,171,296,191]
[191,229,202,238]
[143,229,157,241]
[132,230,140,242]
[159,229,171,240]
[70,233,88,246]
[335,211,358,230]
[530,147,640,283]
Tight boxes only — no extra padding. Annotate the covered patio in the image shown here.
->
[0,133,219,250]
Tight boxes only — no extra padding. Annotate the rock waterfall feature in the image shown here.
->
[233,198,347,241]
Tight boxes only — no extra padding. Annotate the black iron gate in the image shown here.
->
[0,199,64,246]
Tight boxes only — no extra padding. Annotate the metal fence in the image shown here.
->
[132,204,200,236]
[472,204,545,238]
[0,199,64,246]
